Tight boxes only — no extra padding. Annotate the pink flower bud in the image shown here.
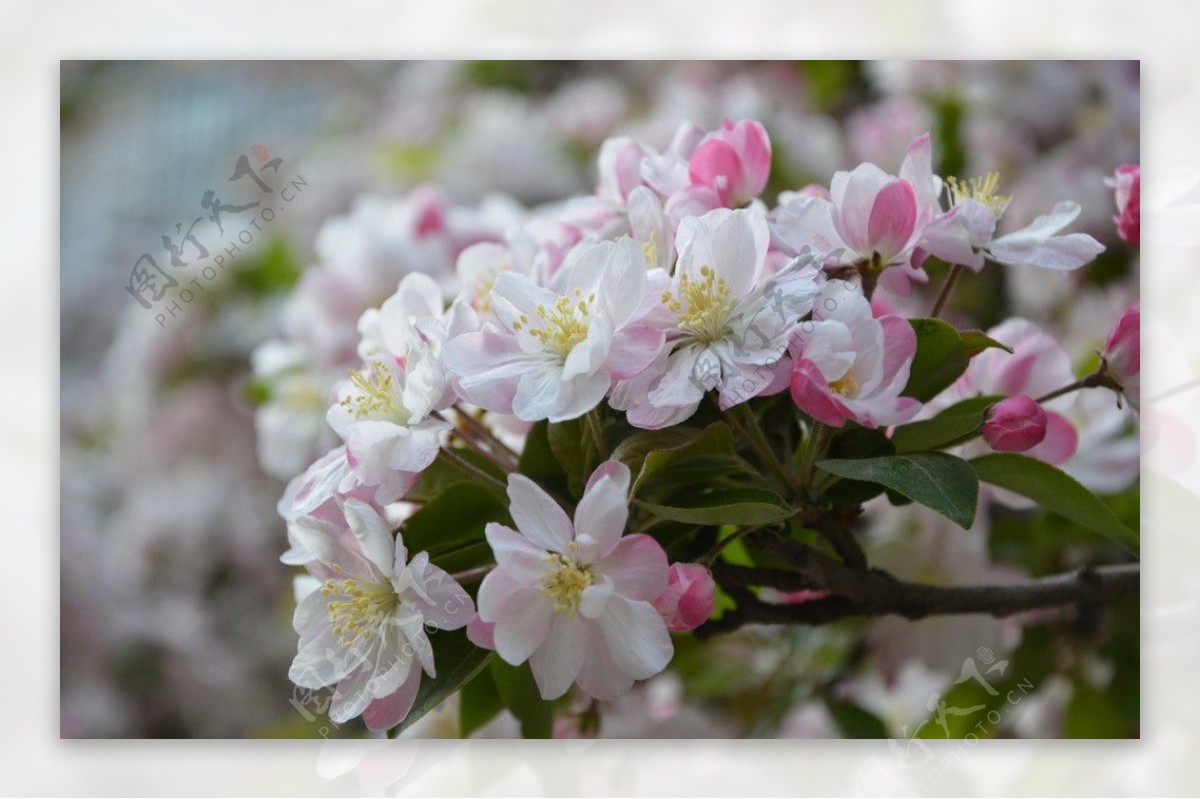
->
[653,563,717,632]
[1103,300,1140,382]
[982,395,1048,453]
[1108,164,1140,246]
[688,119,772,207]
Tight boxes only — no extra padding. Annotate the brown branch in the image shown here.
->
[698,534,1139,637]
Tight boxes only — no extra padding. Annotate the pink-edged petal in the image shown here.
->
[575,620,636,701]
[442,328,530,415]
[476,568,533,623]
[528,614,586,700]
[579,574,614,619]
[466,615,496,650]
[866,179,918,263]
[607,324,666,381]
[1026,411,1079,466]
[584,459,631,496]
[727,119,772,199]
[988,232,1105,272]
[919,203,993,271]
[689,138,744,206]
[484,522,549,582]
[507,474,574,553]
[362,666,422,732]
[596,534,669,601]
[898,132,938,221]
[876,314,918,396]
[492,589,554,666]
[832,163,891,254]
[597,595,673,681]
[790,359,854,427]
[573,472,630,559]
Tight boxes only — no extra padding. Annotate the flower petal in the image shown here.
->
[597,595,673,681]
[596,534,669,601]
[528,614,586,700]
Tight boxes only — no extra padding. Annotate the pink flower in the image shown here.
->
[653,564,716,632]
[982,395,1048,452]
[788,281,922,429]
[771,133,940,295]
[686,119,772,208]
[1107,164,1140,246]
[1102,300,1140,410]
[476,461,673,701]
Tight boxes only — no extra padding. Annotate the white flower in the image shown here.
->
[289,499,474,730]
[476,461,673,701]
[612,206,821,429]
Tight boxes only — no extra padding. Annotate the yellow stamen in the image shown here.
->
[671,265,736,345]
[541,549,594,616]
[322,578,399,648]
[829,372,859,397]
[339,364,404,421]
[526,295,594,356]
[945,172,1012,220]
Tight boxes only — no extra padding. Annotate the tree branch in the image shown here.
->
[698,535,1139,637]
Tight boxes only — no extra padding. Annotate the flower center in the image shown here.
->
[541,551,594,616]
[945,172,1011,220]
[664,265,736,345]
[829,371,859,397]
[339,362,407,423]
[518,290,595,356]
[321,578,400,648]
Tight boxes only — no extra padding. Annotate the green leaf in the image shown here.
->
[635,488,793,526]
[547,416,590,492]
[391,629,492,735]
[490,660,554,739]
[903,318,970,402]
[614,422,737,493]
[970,453,1140,556]
[518,420,565,480]
[458,666,504,738]
[817,453,978,529]
[825,700,889,738]
[407,449,507,503]
[401,482,507,557]
[821,427,895,506]
[890,395,1002,454]
[960,330,1014,357]
[1064,681,1133,738]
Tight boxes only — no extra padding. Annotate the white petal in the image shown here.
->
[528,614,586,699]
[597,595,673,680]
[507,474,574,552]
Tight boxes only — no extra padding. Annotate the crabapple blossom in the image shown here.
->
[1103,300,1140,410]
[787,281,921,429]
[476,461,673,701]
[611,206,821,429]
[289,499,474,730]
[770,133,939,295]
[686,119,772,209]
[982,395,1049,452]
[1107,164,1140,246]
[653,563,717,632]
[443,237,663,422]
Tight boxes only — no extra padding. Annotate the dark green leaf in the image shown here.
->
[635,488,793,526]
[817,453,978,529]
[890,395,1002,454]
[615,422,737,493]
[1064,681,1133,738]
[407,449,507,503]
[490,659,554,739]
[391,629,492,735]
[401,483,507,556]
[458,666,504,738]
[821,427,895,506]
[970,453,1139,555]
[518,420,565,480]
[903,318,970,402]
[825,700,889,738]
[960,330,1014,357]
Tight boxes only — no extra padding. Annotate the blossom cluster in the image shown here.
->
[274,107,1141,737]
